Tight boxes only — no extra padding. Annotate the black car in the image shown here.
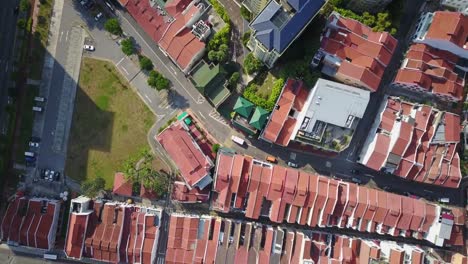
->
[30,136,41,143]
[53,171,60,181]
[350,169,360,174]
[13,6,19,14]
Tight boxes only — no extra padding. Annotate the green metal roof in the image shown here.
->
[190,61,226,95]
[233,97,254,118]
[249,107,269,130]
[207,85,231,108]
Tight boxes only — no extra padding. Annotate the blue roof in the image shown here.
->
[250,0,325,53]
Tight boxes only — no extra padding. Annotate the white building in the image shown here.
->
[441,0,468,15]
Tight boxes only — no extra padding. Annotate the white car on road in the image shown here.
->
[95,12,103,21]
[84,45,95,51]
[29,141,39,147]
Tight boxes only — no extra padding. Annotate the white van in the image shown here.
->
[24,151,35,157]
[32,106,42,112]
[34,96,45,102]
[438,198,450,204]
[43,253,57,260]
[231,135,245,146]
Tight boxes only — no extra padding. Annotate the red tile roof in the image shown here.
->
[0,197,59,250]
[157,121,213,189]
[393,44,464,101]
[112,172,133,197]
[261,79,308,146]
[320,12,398,91]
[363,97,462,188]
[158,3,205,71]
[172,181,210,203]
[123,0,205,73]
[425,11,468,49]
[65,214,89,259]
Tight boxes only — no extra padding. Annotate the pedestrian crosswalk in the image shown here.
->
[209,109,230,126]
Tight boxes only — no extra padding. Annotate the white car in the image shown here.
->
[84,45,95,51]
[95,12,103,21]
[29,141,39,147]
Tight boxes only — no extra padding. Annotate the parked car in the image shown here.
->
[29,141,39,147]
[287,161,298,168]
[34,96,45,102]
[84,45,95,51]
[13,6,19,14]
[350,169,360,174]
[33,106,43,112]
[438,198,450,204]
[84,0,94,9]
[30,136,41,142]
[266,156,277,163]
[95,12,103,21]
[231,135,245,146]
[80,0,88,6]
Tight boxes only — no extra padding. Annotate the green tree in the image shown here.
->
[243,53,263,75]
[104,18,122,36]
[19,0,30,12]
[17,19,26,29]
[81,177,106,198]
[139,56,153,71]
[121,38,135,56]
[212,143,220,153]
[148,70,170,91]
[240,6,252,22]
[229,72,240,88]
[242,31,251,47]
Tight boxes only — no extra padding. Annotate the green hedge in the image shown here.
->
[208,0,230,23]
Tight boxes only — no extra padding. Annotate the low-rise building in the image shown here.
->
[120,0,210,74]
[164,212,464,263]
[312,12,398,92]
[0,195,61,250]
[261,78,369,152]
[211,151,465,247]
[392,44,466,102]
[64,197,162,263]
[157,120,214,190]
[247,0,326,68]
[441,0,468,17]
[189,60,230,107]
[359,97,462,188]
[413,11,468,59]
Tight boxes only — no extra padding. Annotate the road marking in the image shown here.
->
[169,65,177,75]
[144,94,152,103]
[116,56,125,66]
[117,11,198,102]
[59,31,64,42]
[198,111,206,119]
[121,66,130,75]
[65,31,69,42]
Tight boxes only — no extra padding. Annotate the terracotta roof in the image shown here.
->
[158,4,205,71]
[157,121,213,189]
[425,11,468,49]
[261,79,307,145]
[393,44,464,101]
[320,12,398,91]
[123,0,169,43]
[1,197,59,250]
[362,97,462,187]
[172,181,210,203]
[389,248,404,264]
[112,172,133,197]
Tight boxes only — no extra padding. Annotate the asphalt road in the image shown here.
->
[32,1,85,177]
[0,0,20,133]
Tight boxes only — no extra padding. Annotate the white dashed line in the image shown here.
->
[65,31,69,42]
[198,111,206,119]
[121,66,129,75]
[116,56,125,66]
[144,94,152,103]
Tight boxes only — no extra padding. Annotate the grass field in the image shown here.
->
[65,58,155,188]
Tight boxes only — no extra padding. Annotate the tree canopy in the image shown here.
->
[139,56,153,71]
[121,38,135,56]
[81,177,106,198]
[148,70,170,91]
[243,53,263,75]
[104,18,123,36]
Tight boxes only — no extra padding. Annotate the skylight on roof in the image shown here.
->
[271,9,290,28]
